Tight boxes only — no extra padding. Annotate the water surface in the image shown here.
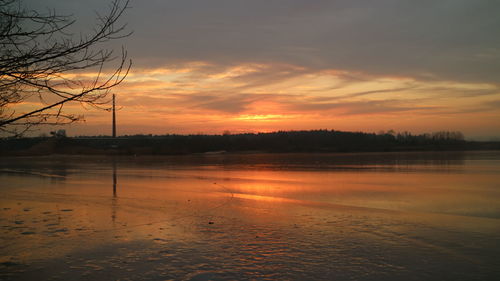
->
[1,151,499,280]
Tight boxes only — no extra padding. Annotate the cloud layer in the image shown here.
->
[28,0,500,83]
[121,0,500,84]
[21,0,500,138]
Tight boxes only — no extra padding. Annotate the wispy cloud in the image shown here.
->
[111,62,500,118]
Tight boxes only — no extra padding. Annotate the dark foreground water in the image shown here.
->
[0,151,499,280]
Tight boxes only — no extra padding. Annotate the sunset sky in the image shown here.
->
[25,0,500,139]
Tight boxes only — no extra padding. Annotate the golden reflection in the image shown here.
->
[111,160,117,224]
[1,154,500,271]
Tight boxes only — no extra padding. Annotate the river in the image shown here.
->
[1,151,499,280]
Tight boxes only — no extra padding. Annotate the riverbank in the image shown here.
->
[2,130,499,156]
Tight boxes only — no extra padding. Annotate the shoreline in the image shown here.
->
[1,147,500,158]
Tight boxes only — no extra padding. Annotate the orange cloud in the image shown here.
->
[15,61,499,139]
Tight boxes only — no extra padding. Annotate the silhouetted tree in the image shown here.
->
[0,0,131,136]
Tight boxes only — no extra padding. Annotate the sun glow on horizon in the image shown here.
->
[234,114,296,121]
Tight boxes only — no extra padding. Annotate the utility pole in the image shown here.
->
[112,94,116,138]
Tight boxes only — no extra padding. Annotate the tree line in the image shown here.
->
[2,129,494,156]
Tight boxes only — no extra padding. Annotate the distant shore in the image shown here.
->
[1,130,499,156]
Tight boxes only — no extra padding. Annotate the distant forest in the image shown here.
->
[1,130,499,156]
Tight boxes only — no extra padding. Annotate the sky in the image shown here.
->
[23,0,500,139]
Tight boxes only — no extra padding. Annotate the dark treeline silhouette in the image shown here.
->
[1,129,498,156]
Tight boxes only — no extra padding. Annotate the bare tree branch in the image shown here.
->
[0,0,131,136]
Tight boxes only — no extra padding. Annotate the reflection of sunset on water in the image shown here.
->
[1,152,500,280]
